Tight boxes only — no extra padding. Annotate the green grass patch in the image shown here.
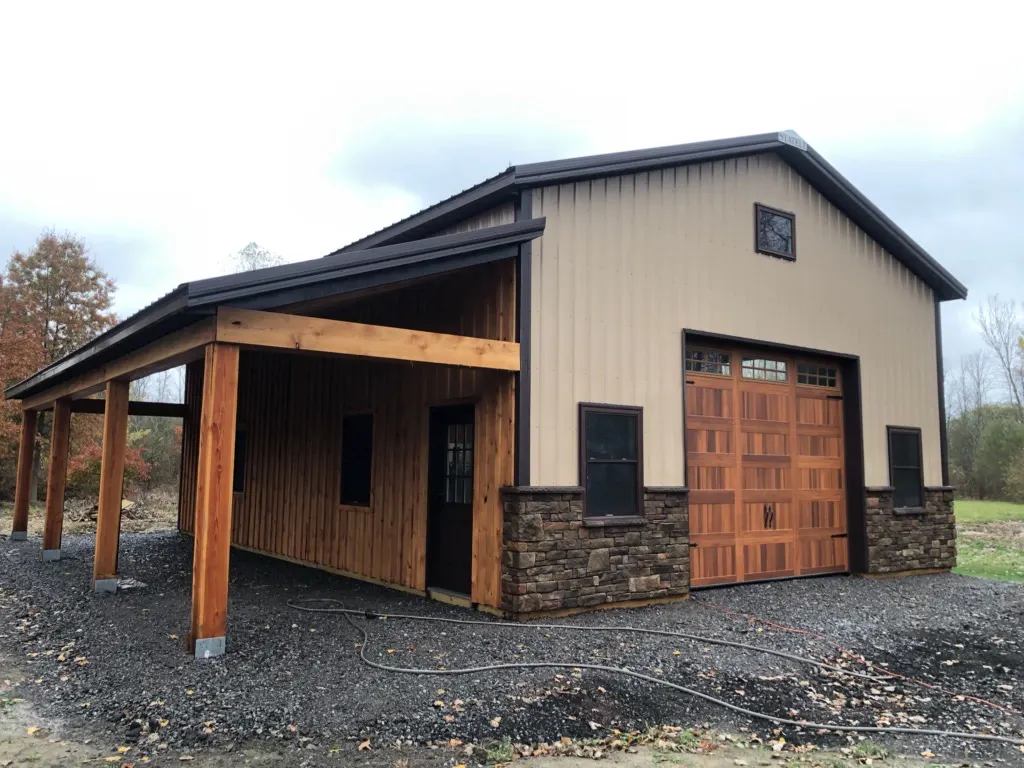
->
[955,498,1024,522]
[954,538,1024,582]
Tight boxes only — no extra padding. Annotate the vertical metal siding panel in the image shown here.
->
[529,152,945,487]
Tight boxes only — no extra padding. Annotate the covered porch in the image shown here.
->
[3,221,541,657]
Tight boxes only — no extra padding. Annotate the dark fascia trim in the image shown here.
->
[188,218,545,307]
[934,298,950,486]
[332,131,966,301]
[5,220,546,402]
[4,286,192,400]
[683,328,860,362]
[514,189,533,486]
[579,402,644,519]
[754,202,797,262]
[886,425,926,507]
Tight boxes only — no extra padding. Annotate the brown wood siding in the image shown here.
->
[177,360,203,531]
[179,259,516,608]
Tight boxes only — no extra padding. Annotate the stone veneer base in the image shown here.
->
[865,485,956,574]
[500,486,689,615]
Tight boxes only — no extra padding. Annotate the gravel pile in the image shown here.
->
[0,532,1021,764]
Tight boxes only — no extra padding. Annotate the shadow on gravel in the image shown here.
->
[0,532,1021,766]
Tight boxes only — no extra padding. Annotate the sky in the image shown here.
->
[1,1,1022,369]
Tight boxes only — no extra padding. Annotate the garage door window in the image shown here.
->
[742,356,788,382]
[580,404,643,518]
[888,426,923,509]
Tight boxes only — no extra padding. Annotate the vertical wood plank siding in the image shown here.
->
[179,259,516,607]
[530,153,942,487]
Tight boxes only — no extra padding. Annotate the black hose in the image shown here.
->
[289,598,1024,747]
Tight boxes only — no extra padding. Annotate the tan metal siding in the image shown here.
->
[530,153,941,488]
[433,202,516,236]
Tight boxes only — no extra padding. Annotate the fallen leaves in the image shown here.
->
[25,726,40,736]
[357,739,371,751]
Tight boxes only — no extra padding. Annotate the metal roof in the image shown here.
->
[339,131,968,302]
[4,219,545,401]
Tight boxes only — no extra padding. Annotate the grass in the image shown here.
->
[953,498,1024,583]
[954,498,1024,523]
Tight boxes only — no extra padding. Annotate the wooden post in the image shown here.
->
[93,380,130,592]
[190,343,239,659]
[42,399,72,561]
[11,410,38,541]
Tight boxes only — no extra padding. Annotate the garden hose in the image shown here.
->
[289,599,1024,748]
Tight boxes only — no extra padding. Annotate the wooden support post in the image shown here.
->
[11,410,38,541]
[189,343,239,659]
[93,380,129,592]
[42,399,72,561]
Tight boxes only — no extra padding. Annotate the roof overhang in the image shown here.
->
[4,218,545,403]
[339,132,967,302]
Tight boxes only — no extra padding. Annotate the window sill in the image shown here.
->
[583,515,646,528]
[893,507,927,516]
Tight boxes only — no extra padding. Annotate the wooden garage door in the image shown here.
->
[686,345,847,587]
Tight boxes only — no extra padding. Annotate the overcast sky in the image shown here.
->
[1,1,1022,368]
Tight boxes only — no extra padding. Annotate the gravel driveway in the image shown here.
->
[0,532,1021,765]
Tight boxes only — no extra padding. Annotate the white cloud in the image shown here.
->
[1,0,1022,349]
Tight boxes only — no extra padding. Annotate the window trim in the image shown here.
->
[796,361,839,389]
[578,402,644,519]
[886,425,924,511]
[685,347,732,377]
[340,411,374,508]
[754,203,796,261]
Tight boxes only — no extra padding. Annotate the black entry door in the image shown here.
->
[427,404,475,595]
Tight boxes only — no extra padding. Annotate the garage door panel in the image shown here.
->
[742,431,789,456]
[799,537,848,575]
[692,544,738,586]
[740,501,793,535]
[686,345,849,588]
[690,503,737,536]
[743,542,794,580]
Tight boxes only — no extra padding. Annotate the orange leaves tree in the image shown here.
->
[1,231,123,499]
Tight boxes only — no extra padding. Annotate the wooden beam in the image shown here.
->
[216,307,520,372]
[190,343,239,658]
[22,318,216,411]
[65,399,188,418]
[42,399,72,560]
[93,380,129,592]
[11,410,38,540]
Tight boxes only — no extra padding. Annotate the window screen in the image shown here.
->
[580,405,642,517]
[340,414,373,506]
[888,427,923,508]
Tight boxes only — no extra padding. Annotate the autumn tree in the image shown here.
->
[2,231,119,499]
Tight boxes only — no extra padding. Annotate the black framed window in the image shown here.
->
[233,427,247,494]
[686,348,731,376]
[755,203,795,260]
[579,404,643,517]
[340,413,373,506]
[797,363,838,388]
[741,356,788,382]
[444,422,474,504]
[888,426,923,509]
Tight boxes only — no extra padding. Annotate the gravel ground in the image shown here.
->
[0,532,1022,765]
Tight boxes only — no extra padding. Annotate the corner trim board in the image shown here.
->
[934,297,950,486]
[514,189,533,486]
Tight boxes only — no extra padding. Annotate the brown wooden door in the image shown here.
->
[427,404,475,595]
[686,346,847,587]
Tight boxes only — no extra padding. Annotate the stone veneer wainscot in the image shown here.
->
[500,487,690,615]
[864,486,957,573]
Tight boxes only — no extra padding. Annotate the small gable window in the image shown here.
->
[755,203,795,261]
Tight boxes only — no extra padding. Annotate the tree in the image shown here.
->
[975,295,1024,421]
[2,231,119,500]
[229,242,284,273]
[946,352,993,495]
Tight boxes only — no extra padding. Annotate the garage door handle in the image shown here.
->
[689,542,698,548]
[831,533,848,538]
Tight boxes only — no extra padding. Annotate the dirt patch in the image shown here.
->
[959,521,1024,540]
[0,486,179,537]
